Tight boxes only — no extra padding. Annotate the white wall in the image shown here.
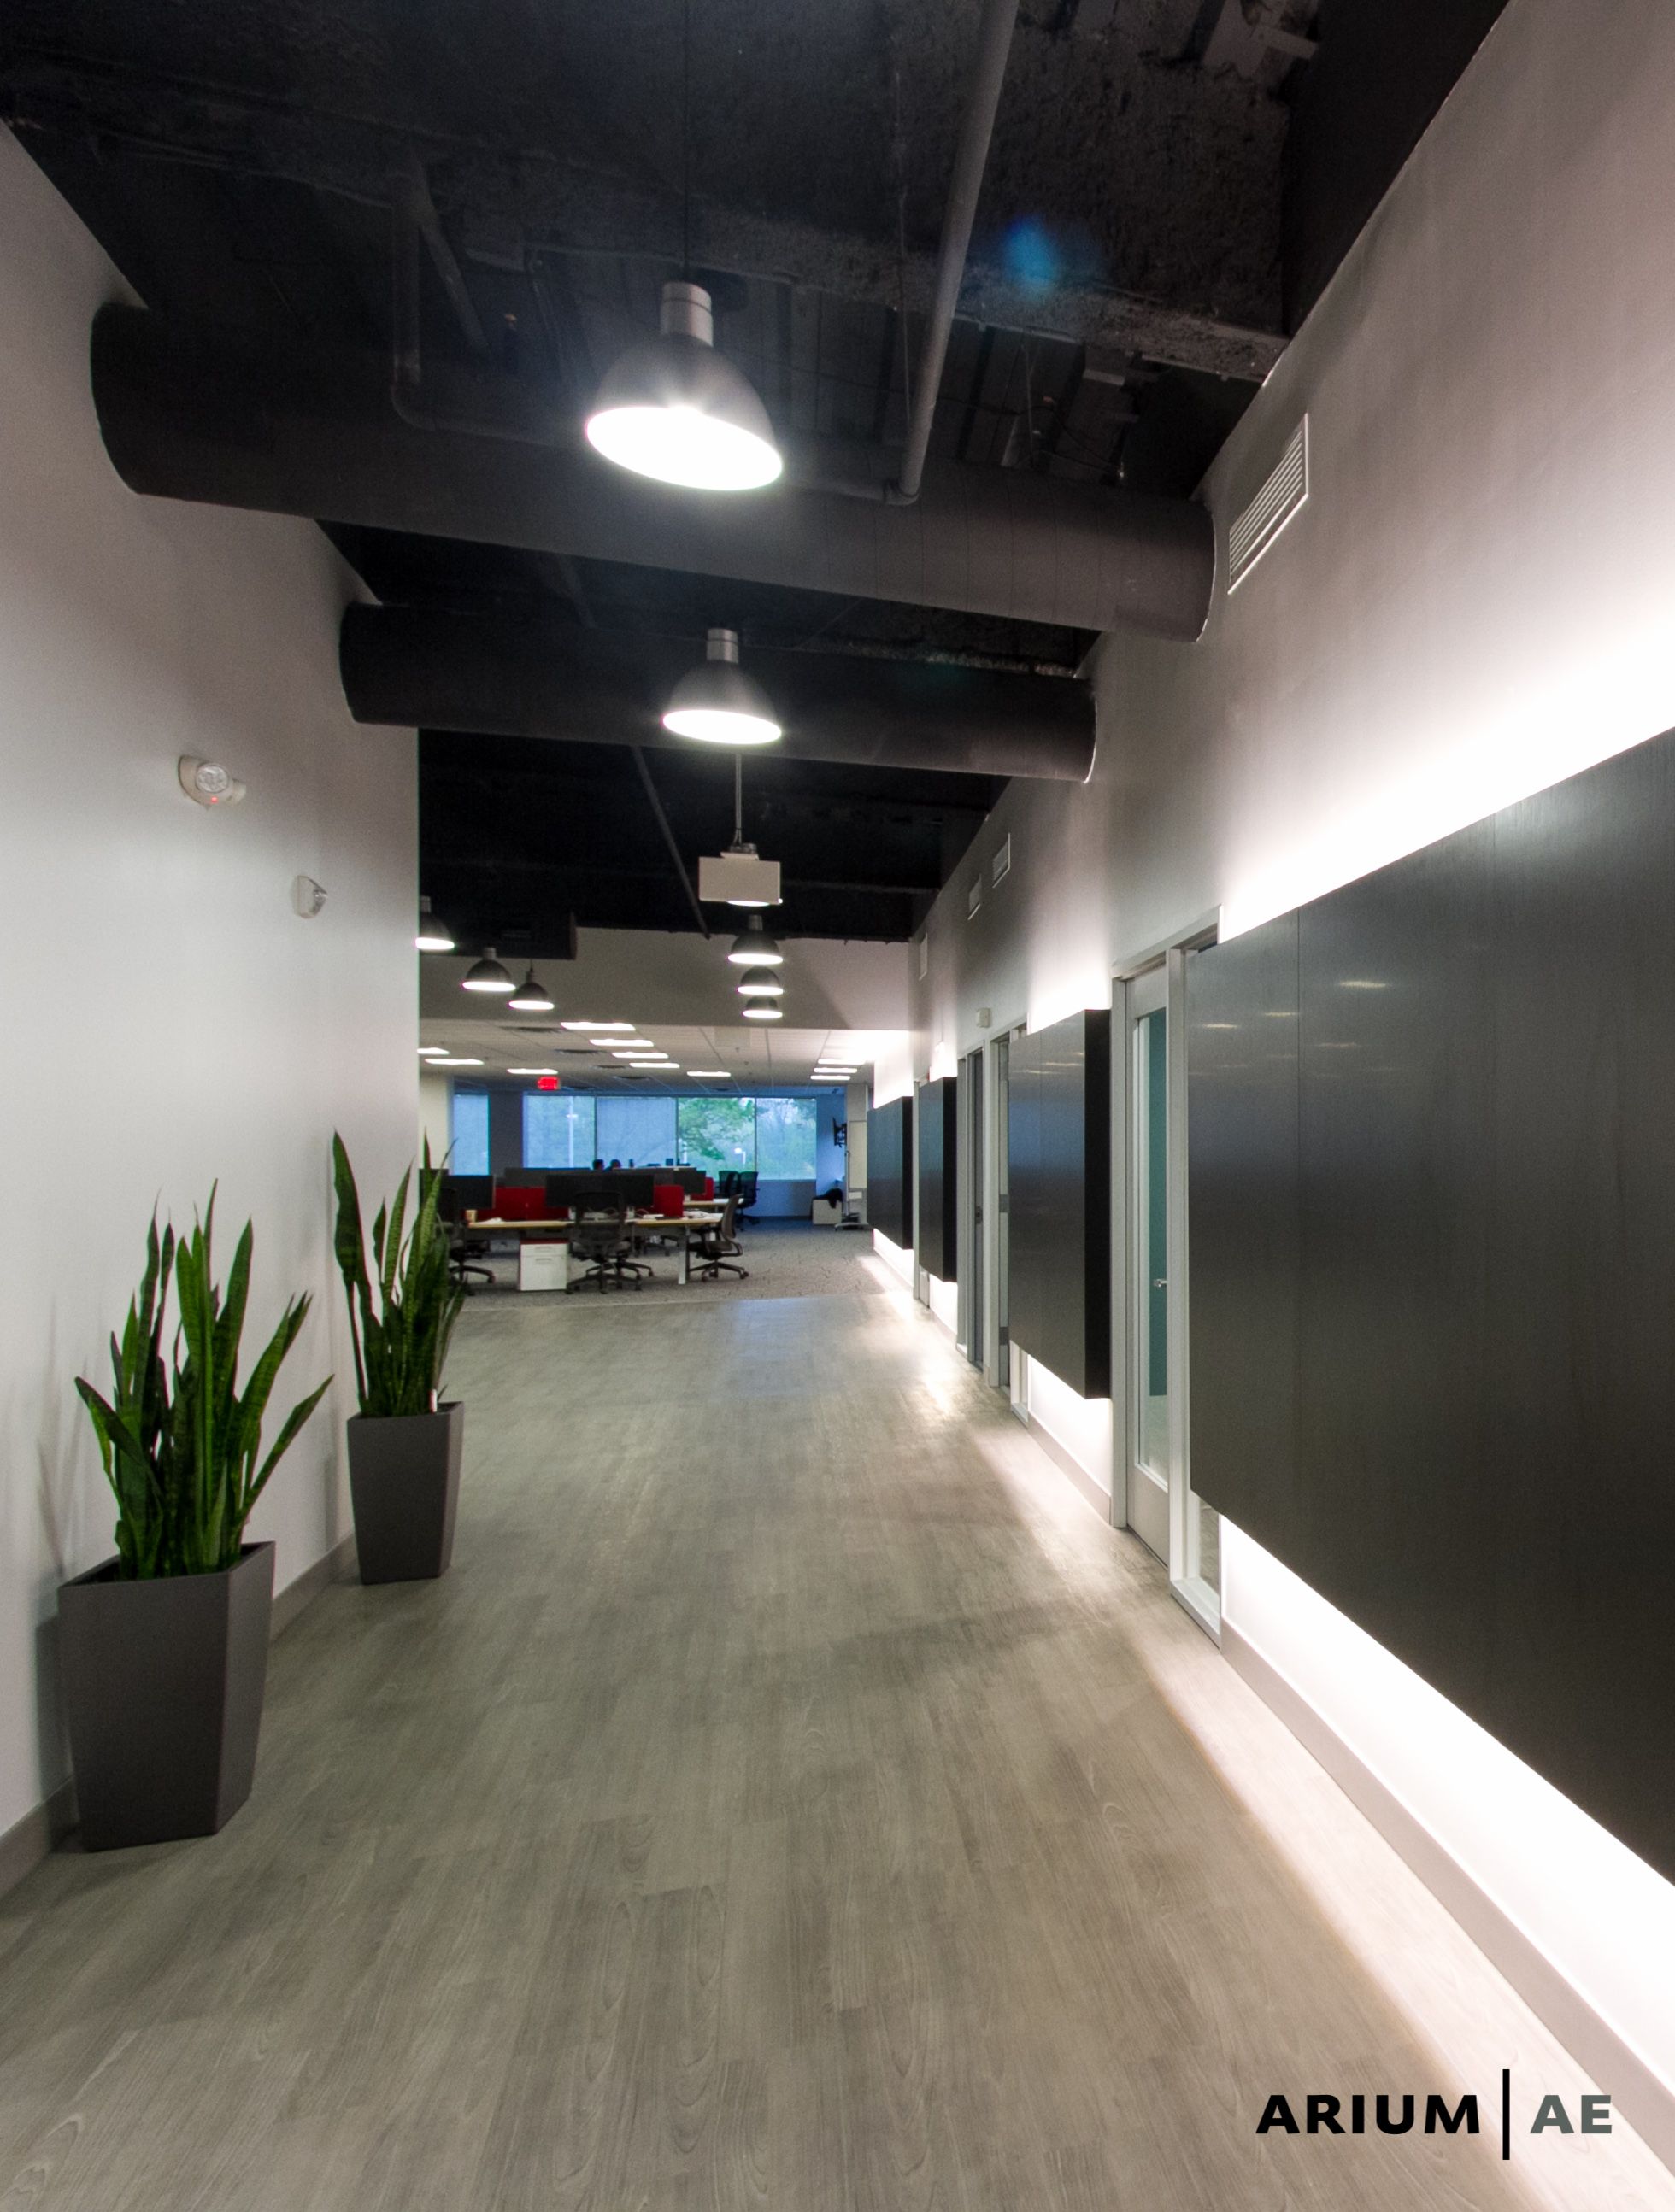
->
[419,1068,452,1162]
[0,127,416,1844]
[908,0,1675,2140]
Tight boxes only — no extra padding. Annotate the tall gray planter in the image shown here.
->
[58,1541,274,1851]
[347,1400,462,1583]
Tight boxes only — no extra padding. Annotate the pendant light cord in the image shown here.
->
[734,750,743,844]
[681,0,692,279]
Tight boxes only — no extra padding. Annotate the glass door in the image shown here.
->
[1122,952,1220,1630]
[1125,966,1172,1562]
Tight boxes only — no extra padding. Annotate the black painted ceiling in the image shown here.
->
[3,0,1508,943]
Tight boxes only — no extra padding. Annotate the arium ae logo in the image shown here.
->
[1256,2074,1611,2157]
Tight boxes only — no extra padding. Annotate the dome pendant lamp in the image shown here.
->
[663,629,781,746]
[736,965,784,999]
[726,913,783,966]
[583,0,780,492]
[461,946,516,994]
[508,967,555,1012]
[586,285,782,491]
[415,895,455,953]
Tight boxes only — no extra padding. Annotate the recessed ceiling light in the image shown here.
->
[686,1069,729,1077]
[418,1045,448,1056]
[432,1056,485,1066]
[563,1020,633,1031]
[507,1065,560,1076]
[612,1046,661,1057]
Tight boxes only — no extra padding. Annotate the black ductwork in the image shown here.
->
[91,307,1215,642]
[340,606,1096,782]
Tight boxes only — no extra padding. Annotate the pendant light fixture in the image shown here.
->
[663,629,781,746]
[508,966,555,1012]
[726,913,783,966]
[736,965,784,998]
[461,946,516,994]
[415,895,455,953]
[741,1003,784,1021]
[583,2,781,491]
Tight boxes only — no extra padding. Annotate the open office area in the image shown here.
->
[3,0,1675,2204]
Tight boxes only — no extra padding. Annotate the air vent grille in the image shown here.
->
[1226,416,1308,593]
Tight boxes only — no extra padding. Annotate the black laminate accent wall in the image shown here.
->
[1008,1011,1110,1397]
[867,1096,914,1249]
[1189,725,1675,1881]
[917,1077,959,1282]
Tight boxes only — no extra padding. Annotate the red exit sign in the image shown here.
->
[537,1075,561,1092]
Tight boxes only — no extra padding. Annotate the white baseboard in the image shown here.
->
[1,1527,359,1901]
[1011,1402,1112,1521]
[1223,1621,1675,2178]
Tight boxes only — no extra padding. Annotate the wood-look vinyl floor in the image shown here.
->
[1,1274,1671,2209]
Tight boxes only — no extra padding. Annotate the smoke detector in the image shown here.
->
[179,756,246,807]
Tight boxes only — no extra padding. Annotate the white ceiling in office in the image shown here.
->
[417,1018,895,1089]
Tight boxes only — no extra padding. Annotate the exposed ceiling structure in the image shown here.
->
[4,0,1510,948]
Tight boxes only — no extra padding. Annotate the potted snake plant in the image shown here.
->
[67,1194,330,1849]
[332,1135,466,1583]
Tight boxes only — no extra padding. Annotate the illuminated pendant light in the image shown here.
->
[461,946,515,994]
[736,965,784,998]
[508,966,555,1012]
[663,628,781,746]
[415,895,455,953]
[726,914,783,966]
[742,1003,783,1020]
[586,283,782,491]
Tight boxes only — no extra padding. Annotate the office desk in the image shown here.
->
[470,1213,724,1288]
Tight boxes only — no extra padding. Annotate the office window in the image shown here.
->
[450,1089,490,1176]
[596,1094,677,1166]
[755,1095,817,1179]
[523,1091,595,1168]
[677,1094,756,1175]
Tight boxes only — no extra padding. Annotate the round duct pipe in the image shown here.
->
[92,307,1214,643]
[338,606,1096,783]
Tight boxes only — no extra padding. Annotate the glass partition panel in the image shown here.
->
[596,1094,678,1166]
[450,1089,490,1176]
[523,1091,596,1168]
[677,1094,756,1175]
[755,1095,816,1178]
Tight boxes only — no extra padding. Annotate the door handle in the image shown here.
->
[1152,1277,1167,1289]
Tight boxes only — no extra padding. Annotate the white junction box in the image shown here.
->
[698,851,782,906]
[518,1241,570,1292]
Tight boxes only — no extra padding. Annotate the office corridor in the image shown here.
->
[0,1279,1666,2211]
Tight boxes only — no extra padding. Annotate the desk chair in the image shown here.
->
[566,1203,650,1294]
[690,1197,749,1283]
[437,1184,495,1292]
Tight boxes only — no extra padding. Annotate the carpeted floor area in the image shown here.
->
[468,1217,891,1303]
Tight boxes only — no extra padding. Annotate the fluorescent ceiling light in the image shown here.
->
[686,1069,729,1077]
[663,629,781,747]
[432,1056,485,1066]
[507,1065,559,1076]
[562,1020,632,1031]
[585,281,782,492]
[461,947,515,994]
[610,1046,660,1057]
[418,1045,448,1057]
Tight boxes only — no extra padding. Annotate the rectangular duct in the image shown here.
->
[1226,417,1308,592]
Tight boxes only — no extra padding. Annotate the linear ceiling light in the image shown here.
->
[415,895,455,953]
[585,281,782,492]
[418,1045,449,1057]
[461,946,515,994]
[507,1065,560,1075]
[686,1069,729,1077]
[508,967,555,1012]
[726,914,783,966]
[432,1056,485,1066]
[561,1020,632,1031]
[663,628,781,747]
